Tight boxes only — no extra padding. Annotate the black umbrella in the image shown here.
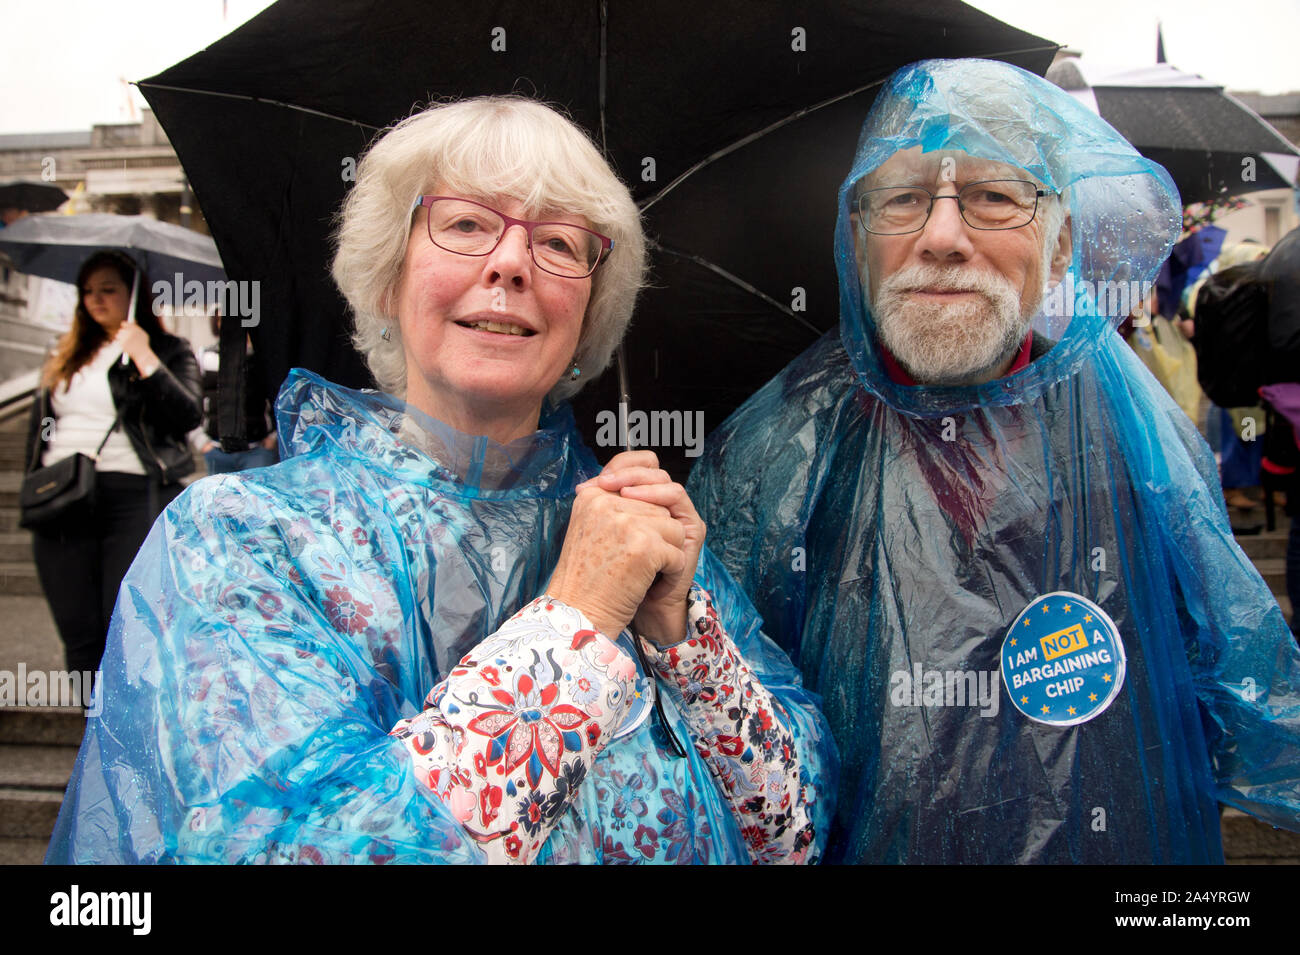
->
[1049,60,1300,207]
[0,180,67,215]
[138,0,1056,477]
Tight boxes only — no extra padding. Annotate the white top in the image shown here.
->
[43,342,146,475]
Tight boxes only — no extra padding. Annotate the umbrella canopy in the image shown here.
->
[1049,60,1300,206]
[0,212,225,286]
[0,181,68,216]
[138,0,1056,477]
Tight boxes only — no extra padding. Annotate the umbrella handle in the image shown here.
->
[616,345,632,454]
[120,269,140,366]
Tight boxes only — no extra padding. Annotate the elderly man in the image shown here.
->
[690,59,1300,864]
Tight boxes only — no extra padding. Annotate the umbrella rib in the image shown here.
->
[639,42,1059,212]
[599,0,609,153]
[649,238,823,338]
[135,81,382,132]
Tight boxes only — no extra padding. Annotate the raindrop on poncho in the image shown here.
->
[45,369,836,864]
[690,59,1300,863]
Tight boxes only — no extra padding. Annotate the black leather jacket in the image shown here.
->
[27,333,204,484]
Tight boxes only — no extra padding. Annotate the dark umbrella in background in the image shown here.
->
[138,0,1056,477]
[0,181,68,218]
[1048,59,1300,207]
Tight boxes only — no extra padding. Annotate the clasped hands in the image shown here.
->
[546,450,705,646]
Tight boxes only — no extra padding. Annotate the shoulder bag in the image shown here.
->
[19,393,123,531]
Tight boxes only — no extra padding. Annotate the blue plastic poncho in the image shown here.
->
[46,369,835,864]
[689,59,1300,863]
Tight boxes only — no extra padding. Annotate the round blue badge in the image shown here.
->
[1000,591,1126,727]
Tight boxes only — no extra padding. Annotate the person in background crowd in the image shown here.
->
[26,249,202,676]
[195,311,278,474]
[1185,243,1274,513]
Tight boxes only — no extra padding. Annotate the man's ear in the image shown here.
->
[1048,214,1072,285]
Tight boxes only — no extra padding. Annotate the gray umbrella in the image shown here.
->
[0,212,230,367]
[0,212,225,286]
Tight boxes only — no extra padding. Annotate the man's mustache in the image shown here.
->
[879,265,1012,298]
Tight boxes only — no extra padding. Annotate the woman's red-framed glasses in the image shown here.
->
[412,195,613,278]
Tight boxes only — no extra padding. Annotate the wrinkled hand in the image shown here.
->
[547,456,686,640]
[583,451,706,646]
[115,322,159,373]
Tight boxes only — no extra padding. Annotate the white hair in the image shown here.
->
[332,96,646,402]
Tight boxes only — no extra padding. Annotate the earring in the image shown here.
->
[568,363,581,381]
[380,326,391,342]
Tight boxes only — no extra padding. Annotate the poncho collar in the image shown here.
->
[275,367,590,499]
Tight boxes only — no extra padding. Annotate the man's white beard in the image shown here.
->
[872,264,1037,386]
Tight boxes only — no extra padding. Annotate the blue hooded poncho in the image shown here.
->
[45,369,835,864]
[689,59,1300,863]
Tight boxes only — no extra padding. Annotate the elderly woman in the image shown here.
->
[46,97,834,865]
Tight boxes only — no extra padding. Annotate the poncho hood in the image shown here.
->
[836,58,1183,417]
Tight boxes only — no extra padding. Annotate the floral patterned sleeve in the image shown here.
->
[390,597,637,864]
[641,584,817,864]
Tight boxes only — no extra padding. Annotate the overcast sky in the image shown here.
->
[2,0,1297,135]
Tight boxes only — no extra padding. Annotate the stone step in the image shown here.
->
[0,836,52,864]
[0,562,41,596]
[1222,808,1300,863]
[0,708,87,747]
[1235,528,1291,561]
[0,532,32,565]
[0,508,21,534]
[0,473,17,509]
[0,743,80,791]
[0,788,64,841]
[1255,558,1286,598]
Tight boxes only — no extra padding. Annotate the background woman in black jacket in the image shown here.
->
[25,249,202,675]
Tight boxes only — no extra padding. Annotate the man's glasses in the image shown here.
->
[856,180,1049,235]
[412,196,613,278]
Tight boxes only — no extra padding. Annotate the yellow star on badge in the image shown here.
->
[1067,706,1077,715]
[1062,603,1072,613]
[1023,619,1030,627]
[1010,637,1017,646]
[1084,614,1093,623]
[1042,605,1050,613]
[1089,693,1098,702]
[1103,674,1112,683]
[1021,696,1029,705]
[1040,704,1050,714]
